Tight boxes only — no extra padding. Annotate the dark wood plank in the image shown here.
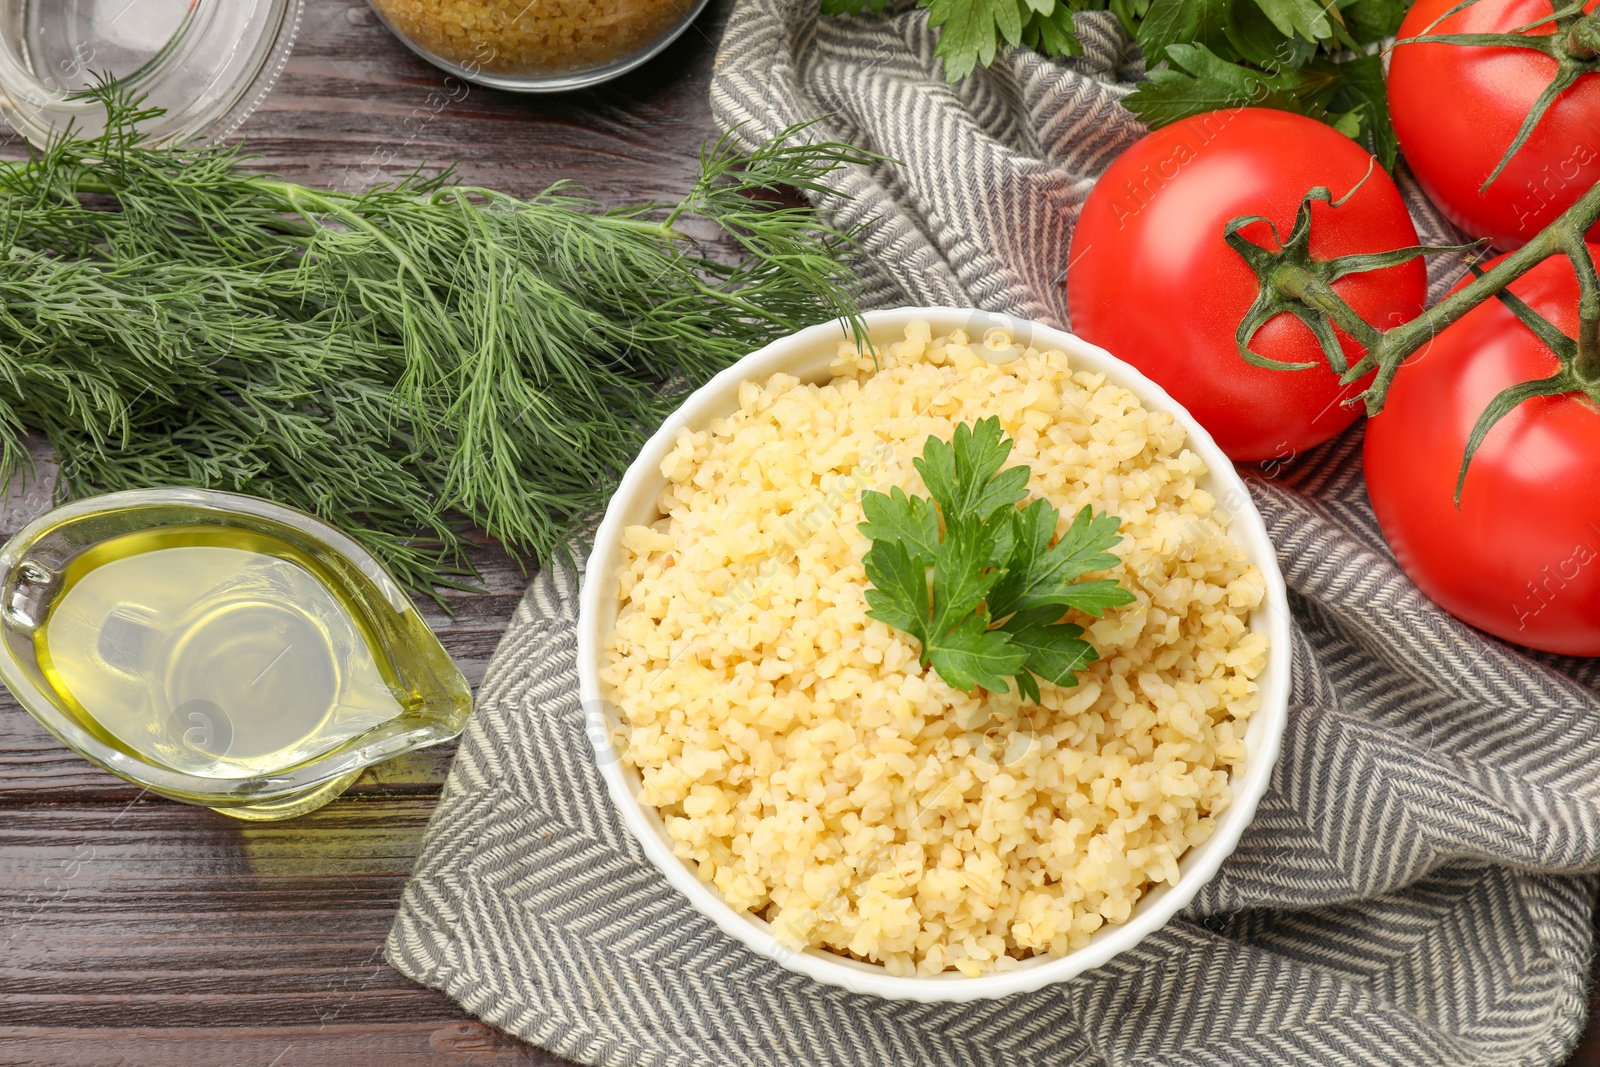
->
[0,799,545,1060]
[0,798,554,1062]
[0,1024,564,1066]
[248,1,730,203]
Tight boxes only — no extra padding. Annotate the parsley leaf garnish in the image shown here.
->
[1002,607,1101,704]
[860,417,1135,701]
[859,487,940,562]
[913,417,1031,523]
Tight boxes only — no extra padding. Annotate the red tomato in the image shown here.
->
[1388,0,1600,250]
[1067,109,1426,463]
[1364,247,1600,655]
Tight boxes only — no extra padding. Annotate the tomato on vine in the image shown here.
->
[1067,109,1427,463]
[1389,0,1600,251]
[1364,248,1600,656]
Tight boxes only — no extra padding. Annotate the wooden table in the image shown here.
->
[0,2,722,1063]
[0,4,1596,1065]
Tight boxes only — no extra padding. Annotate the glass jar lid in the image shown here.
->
[0,0,303,147]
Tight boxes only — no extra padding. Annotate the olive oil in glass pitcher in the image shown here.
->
[0,489,472,819]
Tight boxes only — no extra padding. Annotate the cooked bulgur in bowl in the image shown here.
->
[578,308,1289,1001]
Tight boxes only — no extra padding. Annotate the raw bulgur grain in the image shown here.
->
[370,0,688,76]
[601,321,1269,976]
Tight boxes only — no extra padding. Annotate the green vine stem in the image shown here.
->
[1227,174,1600,497]
[1343,178,1600,399]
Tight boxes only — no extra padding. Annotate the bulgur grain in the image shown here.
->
[601,321,1269,976]
[371,0,687,76]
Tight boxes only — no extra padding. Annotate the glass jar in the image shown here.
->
[0,0,303,148]
[368,0,711,92]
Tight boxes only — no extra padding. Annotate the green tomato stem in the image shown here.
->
[1317,177,1600,411]
[1568,11,1600,59]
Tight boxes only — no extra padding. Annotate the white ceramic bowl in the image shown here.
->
[577,307,1291,1002]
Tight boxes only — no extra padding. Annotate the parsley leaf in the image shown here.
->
[859,417,1133,702]
[1251,0,1341,46]
[988,501,1132,619]
[1135,0,1232,69]
[1216,0,1316,70]
[928,612,1027,693]
[862,520,1026,694]
[863,538,933,645]
[859,486,941,562]
[931,512,1005,633]
[1001,607,1099,691]
[1122,35,1398,170]
[1122,42,1342,129]
[1021,2,1087,58]
[1343,0,1408,41]
[926,0,1027,81]
[912,417,1030,522]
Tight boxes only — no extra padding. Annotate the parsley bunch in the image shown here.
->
[820,0,1410,168]
[820,0,1102,81]
[859,418,1135,702]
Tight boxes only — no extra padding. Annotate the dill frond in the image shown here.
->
[0,92,871,594]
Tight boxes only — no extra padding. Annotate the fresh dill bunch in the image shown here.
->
[0,90,871,593]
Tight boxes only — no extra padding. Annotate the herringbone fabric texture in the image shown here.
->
[387,4,1600,1064]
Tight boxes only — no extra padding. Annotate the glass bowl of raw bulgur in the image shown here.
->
[368,0,709,91]
[577,307,1290,1001]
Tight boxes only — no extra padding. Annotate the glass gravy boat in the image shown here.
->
[0,488,472,820]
